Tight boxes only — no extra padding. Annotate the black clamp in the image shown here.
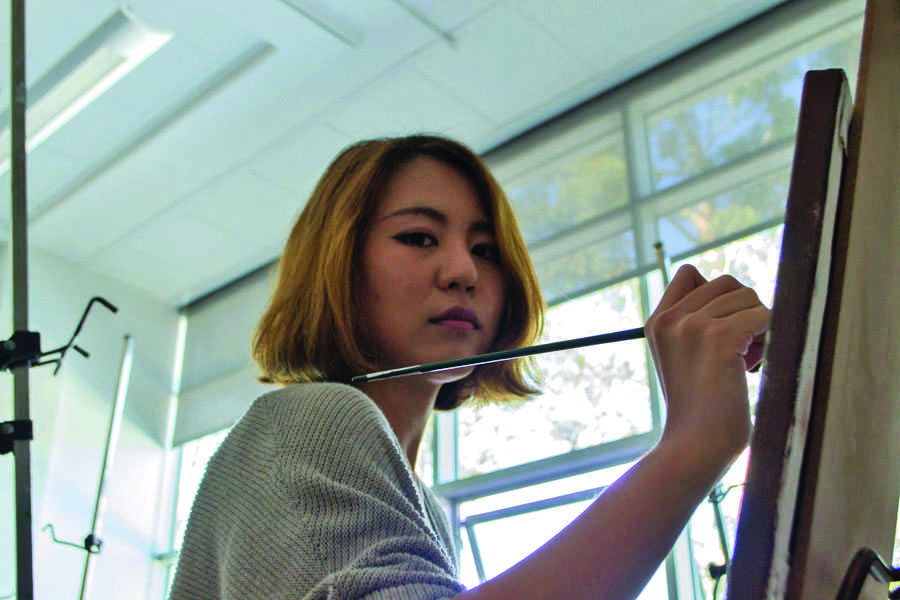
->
[83,534,103,554]
[0,330,42,371]
[0,419,33,455]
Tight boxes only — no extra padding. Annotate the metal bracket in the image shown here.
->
[0,419,32,455]
[836,547,900,600]
[41,524,102,554]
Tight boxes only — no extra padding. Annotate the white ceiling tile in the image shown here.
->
[173,169,302,246]
[411,3,594,125]
[393,0,499,31]
[29,149,181,261]
[326,65,496,147]
[247,124,352,198]
[0,145,84,232]
[517,0,785,73]
[199,0,349,55]
[90,210,274,305]
[89,238,200,304]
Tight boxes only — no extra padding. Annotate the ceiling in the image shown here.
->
[1,0,785,307]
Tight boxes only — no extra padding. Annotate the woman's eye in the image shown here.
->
[472,243,500,262]
[394,232,437,247]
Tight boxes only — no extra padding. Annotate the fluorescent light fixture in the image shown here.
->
[279,0,362,47]
[0,7,172,173]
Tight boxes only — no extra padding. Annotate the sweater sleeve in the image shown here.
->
[265,383,466,600]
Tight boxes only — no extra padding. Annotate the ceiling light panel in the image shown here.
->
[0,7,171,172]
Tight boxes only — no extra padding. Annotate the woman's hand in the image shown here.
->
[645,264,770,469]
[454,265,771,600]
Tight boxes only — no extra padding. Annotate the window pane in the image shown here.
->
[172,429,229,550]
[535,228,636,302]
[688,449,749,600]
[456,461,668,599]
[894,503,900,576]
[461,501,669,598]
[459,462,635,521]
[415,416,435,488]
[651,169,789,259]
[457,279,650,478]
[504,135,628,244]
[647,33,861,190]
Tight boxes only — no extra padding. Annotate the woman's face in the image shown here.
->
[358,156,505,381]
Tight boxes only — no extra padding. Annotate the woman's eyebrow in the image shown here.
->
[382,206,493,234]
[382,206,447,224]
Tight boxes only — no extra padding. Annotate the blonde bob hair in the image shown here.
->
[252,135,544,410]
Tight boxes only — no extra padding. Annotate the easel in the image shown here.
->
[728,1,900,599]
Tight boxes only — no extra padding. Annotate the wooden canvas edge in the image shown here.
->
[727,69,850,600]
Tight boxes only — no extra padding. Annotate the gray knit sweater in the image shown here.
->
[169,383,465,599]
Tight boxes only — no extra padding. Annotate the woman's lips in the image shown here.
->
[432,319,477,332]
[430,307,480,331]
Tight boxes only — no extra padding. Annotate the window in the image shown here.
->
[645,28,861,191]
[426,4,864,599]
[163,428,230,594]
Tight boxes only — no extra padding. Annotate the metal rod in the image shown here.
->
[11,0,34,597]
[654,241,672,287]
[351,326,645,383]
[709,484,731,566]
[79,335,134,600]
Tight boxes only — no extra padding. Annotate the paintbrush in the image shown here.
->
[350,326,646,383]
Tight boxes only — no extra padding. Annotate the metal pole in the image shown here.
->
[79,335,134,600]
[10,0,34,597]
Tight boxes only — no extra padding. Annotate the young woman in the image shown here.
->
[169,135,768,600]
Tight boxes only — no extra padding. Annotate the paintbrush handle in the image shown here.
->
[351,326,646,383]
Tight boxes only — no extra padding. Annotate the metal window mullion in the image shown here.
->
[623,73,684,600]
[462,522,487,584]
[461,485,606,527]
[434,431,656,502]
[622,99,664,436]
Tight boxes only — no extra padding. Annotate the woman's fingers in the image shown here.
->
[667,274,748,318]
[693,286,763,320]
[654,264,708,313]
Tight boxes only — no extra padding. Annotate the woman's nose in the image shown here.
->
[437,244,477,292]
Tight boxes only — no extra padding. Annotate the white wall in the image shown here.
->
[1,245,181,600]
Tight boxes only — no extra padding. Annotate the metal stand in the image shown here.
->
[10,0,34,597]
[3,7,119,595]
[79,335,134,600]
